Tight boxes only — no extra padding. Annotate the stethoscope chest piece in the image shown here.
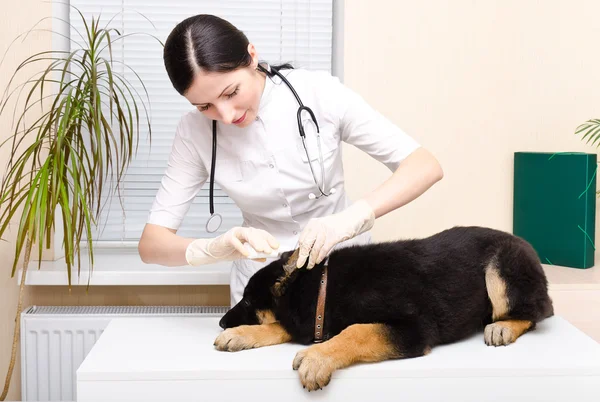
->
[206,212,222,233]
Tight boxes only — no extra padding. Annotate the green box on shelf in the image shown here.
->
[513,152,597,269]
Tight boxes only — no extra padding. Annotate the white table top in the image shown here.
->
[77,315,600,382]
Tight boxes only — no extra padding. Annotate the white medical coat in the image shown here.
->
[147,66,421,306]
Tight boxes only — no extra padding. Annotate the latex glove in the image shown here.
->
[297,200,375,269]
[185,227,280,266]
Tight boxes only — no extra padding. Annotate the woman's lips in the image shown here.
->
[233,111,247,125]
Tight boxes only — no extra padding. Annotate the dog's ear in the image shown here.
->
[282,248,300,275]
[272,248,301,297]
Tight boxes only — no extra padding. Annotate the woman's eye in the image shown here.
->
[225,88,239,99]
[198,104,210,112]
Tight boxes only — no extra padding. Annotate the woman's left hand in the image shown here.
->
[296,200,375,269]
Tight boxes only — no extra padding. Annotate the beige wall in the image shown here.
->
[343,0,600,243]
[2,0,600,399]
[0,2,52,400]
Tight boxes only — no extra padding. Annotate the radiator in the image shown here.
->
[20,305,230,401]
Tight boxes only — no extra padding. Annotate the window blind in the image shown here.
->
[67,0,334,242]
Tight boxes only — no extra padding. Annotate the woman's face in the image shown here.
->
[183,44,265,128]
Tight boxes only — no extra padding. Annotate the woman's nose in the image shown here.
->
[214,104,236,125]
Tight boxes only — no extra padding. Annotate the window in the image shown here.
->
[23,0,338,285]
[66,0,336,244]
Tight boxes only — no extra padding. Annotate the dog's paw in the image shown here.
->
[292,346,335,391]
[214,327,255,352]
[484,322,515,346]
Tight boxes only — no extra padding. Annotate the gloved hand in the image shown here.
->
[296,200,375,269]
[185,227,280,266]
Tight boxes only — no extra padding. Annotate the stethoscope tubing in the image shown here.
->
[206,64,334,233]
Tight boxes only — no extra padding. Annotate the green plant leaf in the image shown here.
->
[0,7,159,285]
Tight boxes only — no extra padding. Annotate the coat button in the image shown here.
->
[269,164,274,168]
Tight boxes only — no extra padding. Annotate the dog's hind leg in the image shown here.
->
[484,239,553,346]
[292,320,428,391]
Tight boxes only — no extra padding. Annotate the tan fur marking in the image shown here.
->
[502,319,533,336]
[256,309,276,325]
[214,323,292,352]
[485,259,509,320]
[292,323,400,391]
[484,320,533,346]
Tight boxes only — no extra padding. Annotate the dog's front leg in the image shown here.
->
[214,323,292,352]
[292,323,405,391]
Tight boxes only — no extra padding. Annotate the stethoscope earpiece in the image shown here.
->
[308,187,335,200]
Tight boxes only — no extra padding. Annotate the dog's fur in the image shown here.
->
[214,226,554,391]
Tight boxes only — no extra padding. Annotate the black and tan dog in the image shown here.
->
[214,226,554,391]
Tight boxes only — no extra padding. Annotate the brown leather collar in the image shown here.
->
[314,259,328,343]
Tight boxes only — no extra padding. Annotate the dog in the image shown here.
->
[214,226,554,391]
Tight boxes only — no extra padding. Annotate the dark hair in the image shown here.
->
[163,14,293,95]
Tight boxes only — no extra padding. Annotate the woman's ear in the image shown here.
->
[247,43,259,68]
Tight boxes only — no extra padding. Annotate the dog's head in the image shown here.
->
[218,249,302,329]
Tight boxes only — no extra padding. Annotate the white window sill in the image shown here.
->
[16,248,600,290]
[18,248,231,286]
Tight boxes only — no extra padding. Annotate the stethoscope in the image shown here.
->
[205,63,336,233]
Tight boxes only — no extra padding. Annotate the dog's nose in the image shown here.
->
[219,316,226,329]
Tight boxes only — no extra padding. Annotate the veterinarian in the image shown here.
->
[138,14,444,306]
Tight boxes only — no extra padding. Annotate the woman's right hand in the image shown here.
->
[185,227,280,265]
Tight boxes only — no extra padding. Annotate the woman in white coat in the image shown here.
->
[138,14,444,306]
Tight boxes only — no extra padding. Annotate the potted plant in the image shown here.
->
[0,9,160,399]
[575,120,600,198]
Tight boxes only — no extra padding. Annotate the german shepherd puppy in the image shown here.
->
[214,226,554,391]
